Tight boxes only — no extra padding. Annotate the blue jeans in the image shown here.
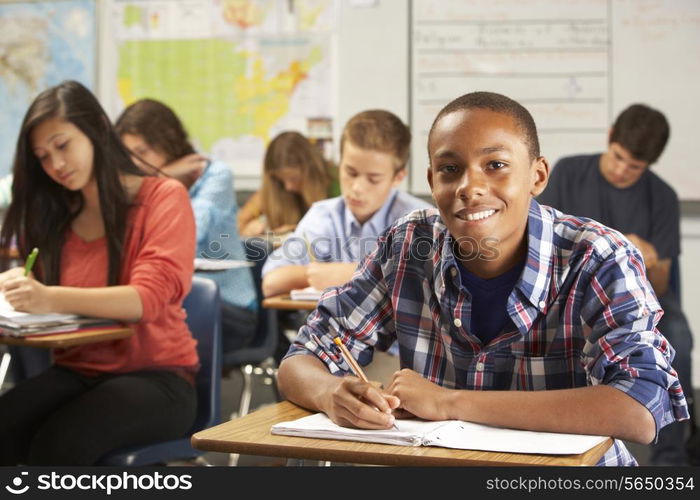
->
[649,290,694,466]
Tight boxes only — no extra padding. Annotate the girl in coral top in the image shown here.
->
[0,81,199,465]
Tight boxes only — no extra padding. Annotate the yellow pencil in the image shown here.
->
[333,337,368,382]
[332,336,398,430]
[303,232,316,263]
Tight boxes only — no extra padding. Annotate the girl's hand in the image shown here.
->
[160,154,208,186]
[271,223,296,235]
[1,276,54,313]
[241,217,267,237]
[0,267,32,287]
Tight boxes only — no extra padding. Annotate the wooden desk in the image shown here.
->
[262,294,317,311]
[0,326,133,349]
[191,401,613,466]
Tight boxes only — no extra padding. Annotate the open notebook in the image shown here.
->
[271,412,609,455]
[0,293,116,337]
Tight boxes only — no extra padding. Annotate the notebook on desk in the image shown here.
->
[271,412,609,455]
[0,293,117,337]
[194,258,254,271]
[289,286,322,301]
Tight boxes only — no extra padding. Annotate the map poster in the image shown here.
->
[0,0,96,178]
[112,0,337,190]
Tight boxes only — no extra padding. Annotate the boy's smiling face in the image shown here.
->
[427,108,549,277]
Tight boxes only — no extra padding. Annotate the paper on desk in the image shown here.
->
[421,420,608,455]
[271,412,609,455]
[272,412,450,446]
[0,293,78,326]
[289,286,322,301]
[194,258,254,271]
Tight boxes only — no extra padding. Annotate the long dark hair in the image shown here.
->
[0,80,145,286]
[115,98,196,164]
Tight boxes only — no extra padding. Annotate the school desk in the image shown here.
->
[0,325,134,388]
[191,400,613,466]
[262,294,317,311]
[0,325,133,349]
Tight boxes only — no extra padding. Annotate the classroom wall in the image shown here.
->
[336,0,409,164]
[6,0,698,386]
[116,0,700,387]
[336,1,699,388]
[337,0,699,389]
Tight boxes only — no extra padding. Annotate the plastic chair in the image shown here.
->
[97,276,222,466]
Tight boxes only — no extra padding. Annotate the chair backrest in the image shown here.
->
[183,276,222,432]
[244,237,269,307]
[222,237,278,366]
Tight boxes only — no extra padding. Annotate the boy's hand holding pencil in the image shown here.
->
[330,334,400,430]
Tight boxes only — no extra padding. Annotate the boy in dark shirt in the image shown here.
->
[538,104,695,465]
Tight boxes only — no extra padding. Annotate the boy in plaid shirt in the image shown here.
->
[276,92,688,466]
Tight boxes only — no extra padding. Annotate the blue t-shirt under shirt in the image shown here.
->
[456,261,523,345]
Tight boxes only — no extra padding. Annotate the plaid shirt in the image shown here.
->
[286,200,689,466]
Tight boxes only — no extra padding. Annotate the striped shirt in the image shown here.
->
[285,199,689,466]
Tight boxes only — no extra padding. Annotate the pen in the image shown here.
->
[24,247,39,277]
[333,335,398,430]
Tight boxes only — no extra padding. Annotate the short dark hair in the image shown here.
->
[428,91,540,160]
[115,98,195,163]
[340,109,411,170]
[610,104,669,164]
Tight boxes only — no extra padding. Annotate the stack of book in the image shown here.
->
[289,286,323,301]
[0,295,115,337]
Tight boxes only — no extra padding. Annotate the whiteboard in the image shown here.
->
[410,0,700,200]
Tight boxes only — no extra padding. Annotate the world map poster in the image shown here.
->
[0,0,96,178]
